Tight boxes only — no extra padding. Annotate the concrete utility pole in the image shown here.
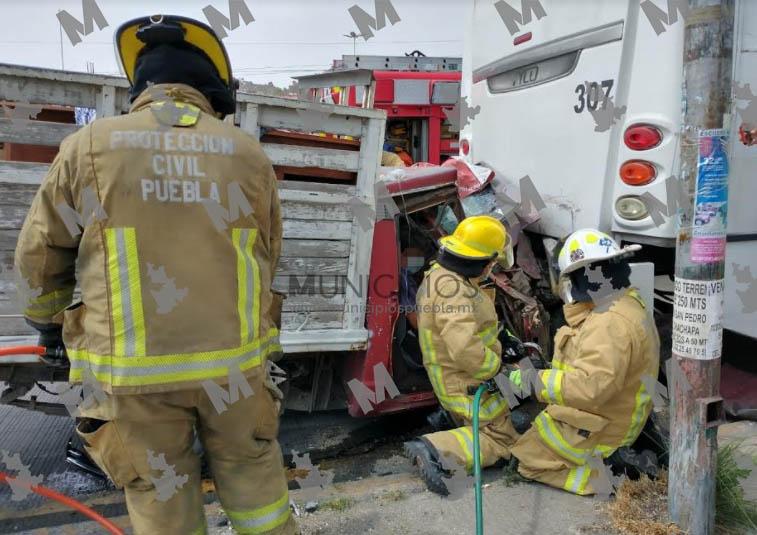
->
[669,1,734,533]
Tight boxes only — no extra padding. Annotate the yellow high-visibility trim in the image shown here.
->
[233,228,261,345]
[68,328,279,368]
[449,428,474,472]
[563,465,592,495]
[105,228,145,357]
[420,328,508,421]
[477,324,498,348]
[69,341,279,387]
[535,411,587,466]
[23,287,74,320]
[627,288,646,308]
[105,229,126,357]
[226,491,291,534]
[473,347,500,380]
[123,228,146,356]
[539,369,565,405]
[621,382,652,446]
[551,359,576,372]
[234,229,248,343]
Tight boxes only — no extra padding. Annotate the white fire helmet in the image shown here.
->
[556,229,641,303]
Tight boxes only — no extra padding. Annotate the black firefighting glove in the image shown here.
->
[499,329,527,363]
[34,323,69,368]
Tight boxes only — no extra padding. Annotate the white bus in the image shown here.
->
[460,0,757,340]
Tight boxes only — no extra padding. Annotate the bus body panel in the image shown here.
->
[464,0,757,339]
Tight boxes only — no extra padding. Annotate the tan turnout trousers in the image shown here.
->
[417,263,520,473]
[77,369,297,535]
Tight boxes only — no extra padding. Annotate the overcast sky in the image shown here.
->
[0,0,467,87]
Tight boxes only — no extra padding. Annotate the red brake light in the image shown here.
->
[624,124,662,150]
[620,160,657,186]
[460,139,470,156]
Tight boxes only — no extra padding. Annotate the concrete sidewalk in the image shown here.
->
[8,467,611,534]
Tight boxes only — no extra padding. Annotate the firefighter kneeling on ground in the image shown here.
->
[405,224,660,498]
[509,229,660,495]
[14,15,297,535]
[405,215,521,495]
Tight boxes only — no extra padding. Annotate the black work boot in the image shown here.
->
[404,439,450,496]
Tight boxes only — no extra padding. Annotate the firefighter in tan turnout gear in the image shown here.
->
[14,15,297,535]
[405,216,520,495]
[510,229,661,495]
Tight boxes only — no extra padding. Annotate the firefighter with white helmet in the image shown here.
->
[405,216,521,495]
[509,229,660,495]
[14,14,297,534]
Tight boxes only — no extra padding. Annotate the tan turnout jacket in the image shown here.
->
[417,263,510,423]
[15,84,282,394]
[529,290,661,463]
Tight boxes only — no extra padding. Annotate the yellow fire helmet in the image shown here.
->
[439,215,512,266]
[115,14,233,93]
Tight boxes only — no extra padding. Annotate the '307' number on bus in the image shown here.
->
[574,80,614,113]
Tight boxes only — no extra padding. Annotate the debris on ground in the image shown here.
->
[304,501,319,513]
[605,471,683,535]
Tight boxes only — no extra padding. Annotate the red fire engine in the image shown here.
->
[295,54,462,165]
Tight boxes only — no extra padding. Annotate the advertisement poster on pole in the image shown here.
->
[691,129,729,263]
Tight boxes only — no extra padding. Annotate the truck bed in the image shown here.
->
[0,63,387,355]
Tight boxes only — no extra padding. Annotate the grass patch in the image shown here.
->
[381,489,407,502]
[321,497,354,512]
[715,442,757,535]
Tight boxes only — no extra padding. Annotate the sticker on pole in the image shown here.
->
[691,129,729,264]
[672,277,724,360]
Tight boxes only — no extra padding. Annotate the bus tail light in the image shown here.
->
[620,160,656,185]
[616,196,649,220]
[624,124,662,150]
[460,138,470,156]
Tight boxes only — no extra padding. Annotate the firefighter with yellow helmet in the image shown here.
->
[405,215,521,495]
[14,15,297,534]
[510,229,660,495]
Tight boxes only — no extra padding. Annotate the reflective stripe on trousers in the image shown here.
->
[233,228,261,345]
[69,328,280,387]
[449,427,479,472]
[534,411,615,466]
[23,287,74,321]
[419,328,508,421]
[563,464,592,494]
[226,491,291,534]
[105,228,146,357]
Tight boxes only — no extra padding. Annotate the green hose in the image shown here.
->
[472,383,487,535]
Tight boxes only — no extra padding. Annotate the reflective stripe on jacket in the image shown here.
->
[15,84,283,394]
[417,263,508,422]
[535,289,660,454]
